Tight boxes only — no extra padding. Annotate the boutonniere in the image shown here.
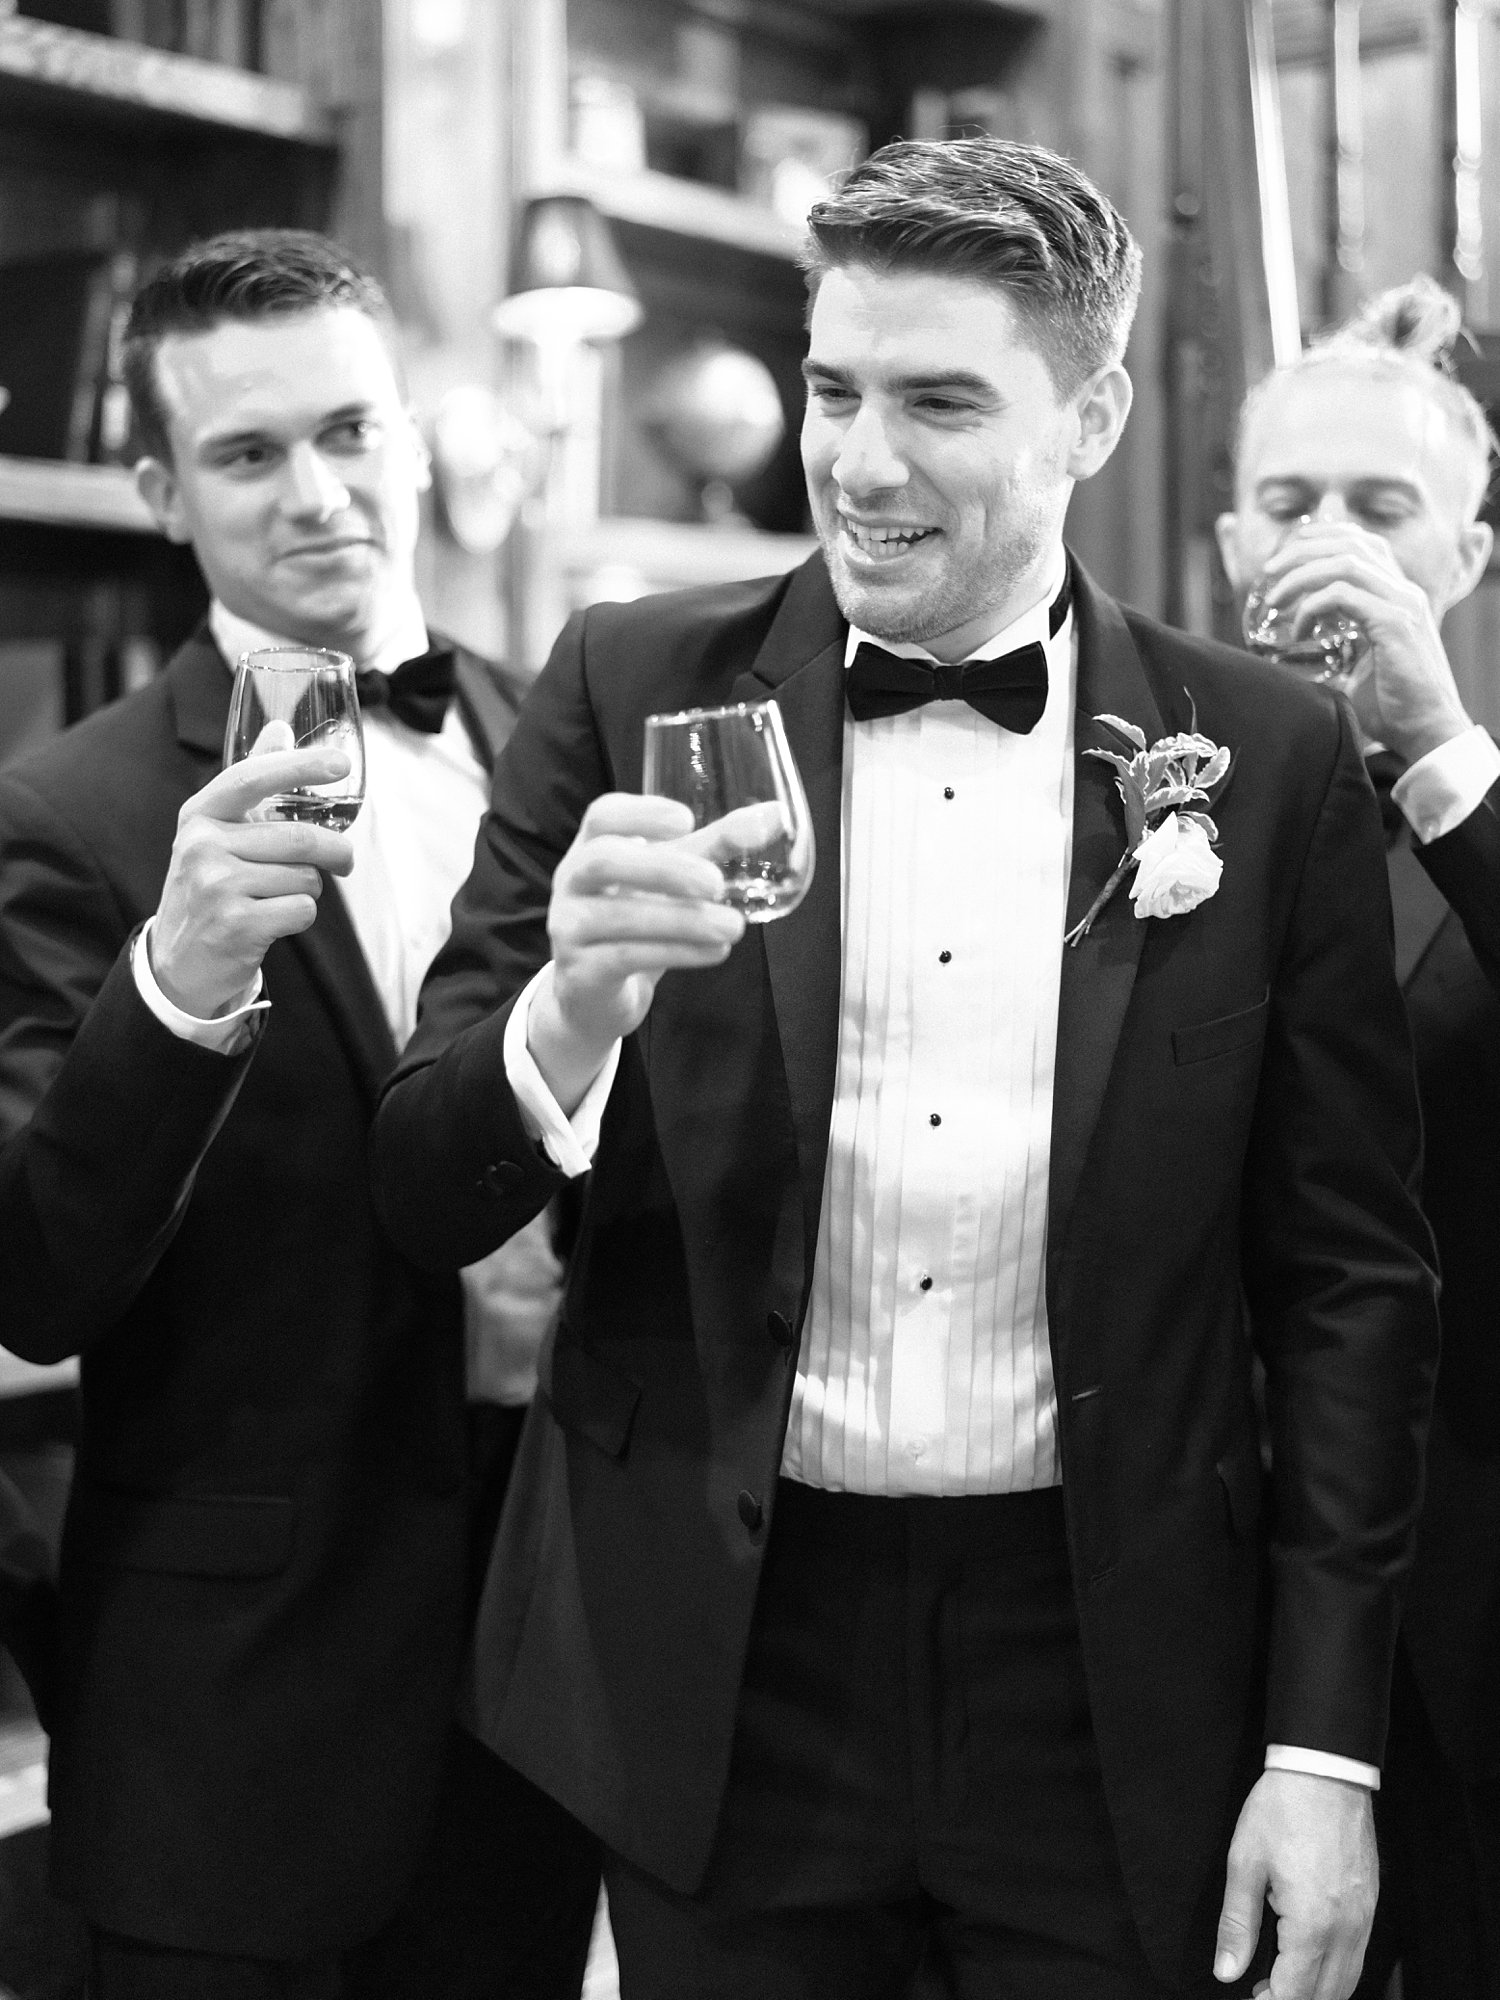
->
[1064,709,1233,948]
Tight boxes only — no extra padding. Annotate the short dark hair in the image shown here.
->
[802,138,1142,392]
[123,228,396,463]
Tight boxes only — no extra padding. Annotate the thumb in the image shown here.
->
[251,718,296,755]
[1215,1849,1267,1983]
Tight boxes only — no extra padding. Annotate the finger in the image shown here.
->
[221,817,354,864]
[1267,1936,1324,2000]
[1263,556,1411,611]
[563,834,727,905]
[555,897,745,956]
[579,793,696,842]
[1216,1863,1268,1982]
[251,718,296,755]
[197,748,354,820]
[253,892,323,941]
[233,864,326,903]
[678,801,788,864]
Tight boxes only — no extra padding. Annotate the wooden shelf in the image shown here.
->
[0,458,155,536]
[0,16,334,144]
[551,162,806,263]
[560,517,816,595]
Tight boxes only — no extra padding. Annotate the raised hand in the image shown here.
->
[150,743,355,1020]
[1255,521,1473,764]
[527,793,749,1115]
[1215,1769,1378,2000]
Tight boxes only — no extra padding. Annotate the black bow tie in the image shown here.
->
[355,646,456,734]
[844,570,1071,734]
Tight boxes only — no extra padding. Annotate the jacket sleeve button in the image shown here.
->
[766,1311,795,1352]
[481,1161,525,1198]
[737,1490,764,1533]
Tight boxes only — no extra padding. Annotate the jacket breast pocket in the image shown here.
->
[1172,990,1270,1067]
[67,1486,295,1580]
[544,1340,642,1461]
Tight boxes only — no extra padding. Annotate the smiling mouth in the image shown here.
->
[840,518,937,560]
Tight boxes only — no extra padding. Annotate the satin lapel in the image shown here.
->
[169,623,397,1104]
[448,640,523,776]
[734,557,847,1267]
[1048,569,1165,1281]
[1387,837,1452,988]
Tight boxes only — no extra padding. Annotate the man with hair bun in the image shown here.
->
[1220,277,1500,2000]
[377,138,1439,1998]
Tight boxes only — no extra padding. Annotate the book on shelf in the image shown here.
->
[107,0,257,66]
[0,247,137,462]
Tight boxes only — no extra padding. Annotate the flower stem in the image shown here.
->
[1064,850,1133,948]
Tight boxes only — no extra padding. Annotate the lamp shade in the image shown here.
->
[493,195,643,344]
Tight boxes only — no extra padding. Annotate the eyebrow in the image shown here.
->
[1254,473,1424,504]
[800,359,998,397]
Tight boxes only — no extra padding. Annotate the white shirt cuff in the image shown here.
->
[1392,724,1500,845]
[1264,1744,1379,1791]
[501,964,619,1179]
[131,917,268,1054]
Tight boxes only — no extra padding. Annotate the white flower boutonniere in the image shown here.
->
[1064,710,1233,948]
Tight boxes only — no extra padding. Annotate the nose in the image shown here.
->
[1310,492,1351,525]
[832,402,908,502]
[281,442,350,523]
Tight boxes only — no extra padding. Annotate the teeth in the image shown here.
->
[843,520,932,556]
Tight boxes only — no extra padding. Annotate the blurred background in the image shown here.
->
[0,0,1490,1989]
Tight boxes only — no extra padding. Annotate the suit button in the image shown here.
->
[766,1310,795,1352]
[737,1490,764,1533]
[479,1161,525,1199]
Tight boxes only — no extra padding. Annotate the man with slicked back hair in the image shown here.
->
[376,139,1437,2000]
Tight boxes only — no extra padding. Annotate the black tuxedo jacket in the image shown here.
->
[1380,771,1500,1783]
[373,556,1439,1990]
[0,625,522,1957]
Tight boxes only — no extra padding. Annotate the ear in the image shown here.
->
[135,457,193,544]
[1445,517,1493,610]
[1065,363,1133,481]
[1214,509,1252,592]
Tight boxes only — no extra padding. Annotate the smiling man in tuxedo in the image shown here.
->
[0,230,597,1997]
[1218,278,1500,2000]
[374,142,1439,1999]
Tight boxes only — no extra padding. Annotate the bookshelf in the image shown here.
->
[0,1,375,741]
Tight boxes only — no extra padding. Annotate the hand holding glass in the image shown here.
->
[1241,519,1367,689]
[224,647,366,828]
[642,699,814,923]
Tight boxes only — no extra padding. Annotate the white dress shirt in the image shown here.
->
[781,562,1072,1497]
[132,598,560,1407]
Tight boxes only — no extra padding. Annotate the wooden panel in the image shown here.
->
[0,15,336,141]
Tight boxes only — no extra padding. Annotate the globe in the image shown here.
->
[640,339,786,522]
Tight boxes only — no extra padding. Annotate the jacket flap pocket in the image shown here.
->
[1215,1443,1264,1543]
[1173,990,1270,1067]
[69,1488,295,1579]
[545,1342,641,1461]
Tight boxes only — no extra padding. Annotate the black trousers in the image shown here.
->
[606,1479,1251,2000]
[1354,1641,1500,2000]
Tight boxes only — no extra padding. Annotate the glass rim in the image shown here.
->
[644,698,778,730]
[236,645,355,673]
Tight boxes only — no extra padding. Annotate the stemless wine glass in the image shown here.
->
[642,698,814,923]
[1241,517,1367,690]
[224,647,366,829]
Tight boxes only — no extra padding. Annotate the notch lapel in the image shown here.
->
[1048,569,1164,1283]
[733,557,847,1271]
[168,625,397,1105]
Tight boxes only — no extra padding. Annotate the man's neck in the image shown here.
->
[209,595,429,681]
